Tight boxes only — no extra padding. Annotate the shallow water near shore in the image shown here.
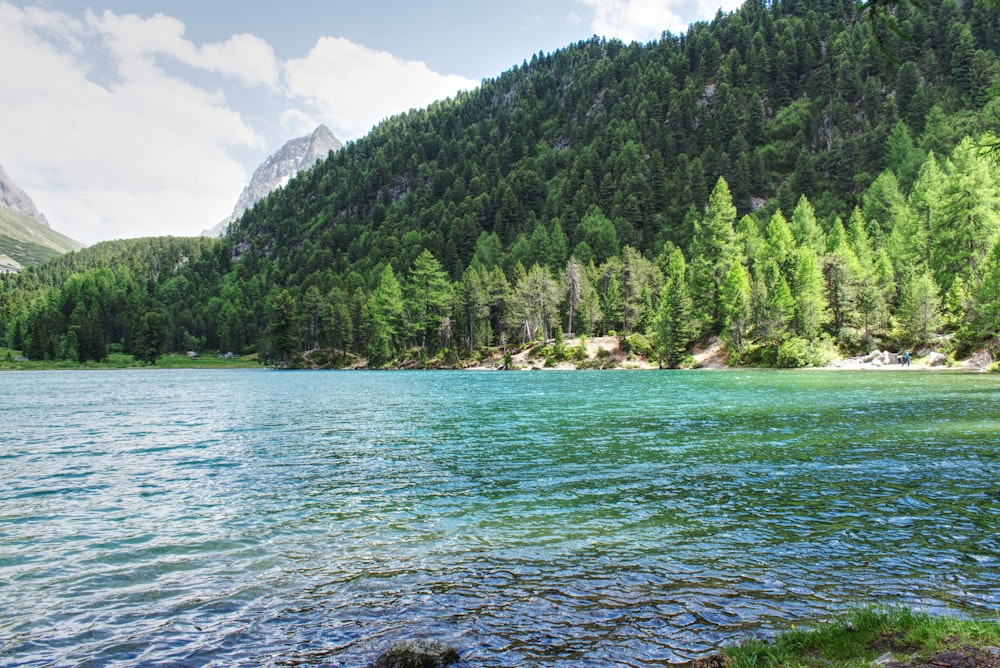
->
[2,369,999,666]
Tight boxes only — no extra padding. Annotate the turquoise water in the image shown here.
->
[2,369,999,666]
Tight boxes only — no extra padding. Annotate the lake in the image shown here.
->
[2,369,999,666]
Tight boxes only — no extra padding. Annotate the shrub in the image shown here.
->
[624,332,655,358]
[775,336,837,368]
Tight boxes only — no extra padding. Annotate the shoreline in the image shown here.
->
[1,339,991,372]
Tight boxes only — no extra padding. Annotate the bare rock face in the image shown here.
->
[369,638,460,668]
[204,124,342,237]
[0,163,50,227]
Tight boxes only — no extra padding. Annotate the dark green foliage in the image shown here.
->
[1,0,998,366]
[133,307,168,364]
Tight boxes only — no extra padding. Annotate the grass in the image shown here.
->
[0,207,84,267]
[722,607,1000,667]
[0,348,261,370]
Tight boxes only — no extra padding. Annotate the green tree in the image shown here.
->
[689,177,740,335]
[790,196,825,255]
[931,137,1000,292]
[897,269,943,343]
[564,256,584,336]
[509,263,561,342]
[720,261,752,351]
[267,288,299,365]
[460,263,491,351]
[975,239,1000,335]
[792,247,830,340]
[367,263,406,364]
[654,244,696,368]
[133,307,168,364]
[405,249,454,352]
[576,206,620,265]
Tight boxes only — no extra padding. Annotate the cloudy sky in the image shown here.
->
[0,0,741,245]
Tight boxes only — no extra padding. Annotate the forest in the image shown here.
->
[1,0,999,368]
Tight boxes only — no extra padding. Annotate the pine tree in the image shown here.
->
[564,256,584,337]
[267,289,299,365]
[134,308,168,364]
[975,239,1000,335]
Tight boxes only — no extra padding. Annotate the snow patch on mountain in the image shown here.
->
[204,125,342,237]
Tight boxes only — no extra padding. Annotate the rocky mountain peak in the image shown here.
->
[0,163,50,228]
[204,125,343,237]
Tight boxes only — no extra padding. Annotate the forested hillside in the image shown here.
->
[2,0,1000,367]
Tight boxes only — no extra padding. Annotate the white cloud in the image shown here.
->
[0,3,265,244]
[283,37,478,140]
[580,0,743,42]
[85,9,280,89]
[0,3,480,245]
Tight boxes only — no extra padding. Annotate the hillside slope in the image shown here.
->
[0,206,84,270]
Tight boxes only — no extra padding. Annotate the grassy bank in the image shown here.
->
[0,348,261,370]
[718,607,1000,667]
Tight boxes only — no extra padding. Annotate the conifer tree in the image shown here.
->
[406,249,454,352]
[654,244,696,368]
[897,270,943,343]
[792,247,830,340]
[689,177,739,334]
[931,137,1000,292]
[367,264,405,364]
[720,261,752,351]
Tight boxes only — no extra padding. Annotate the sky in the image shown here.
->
[0,0,742,245]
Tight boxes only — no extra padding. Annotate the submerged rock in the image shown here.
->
[370,638,460,668]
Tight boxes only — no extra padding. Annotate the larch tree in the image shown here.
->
[689,177,740,335]
[897,269,943,344]
[654,245,696,368]
[792,247,830,340]
[406,249,454,352]
[720,261,752,351]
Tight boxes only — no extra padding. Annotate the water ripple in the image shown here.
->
[1,369,999,666]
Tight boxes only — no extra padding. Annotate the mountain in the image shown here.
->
[0,205,84,272]
[4,0,1000,367]
[0,163,50,228]
[0,163,82,271]
[203,125,343,237]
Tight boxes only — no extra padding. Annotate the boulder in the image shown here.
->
[370,638,460,668]
[929,351,947,366]
[861,350,881,363]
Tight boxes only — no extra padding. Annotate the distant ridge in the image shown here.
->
[0,163,50,228]
[0,206,84,271]
[203,125,343,237]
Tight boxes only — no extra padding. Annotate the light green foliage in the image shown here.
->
[508,263,561,343]
[931,137,1000,292]
[791,247,830,340]
[897,270,943,344]
[654,244,696,368]
[790,196,825,255]
[720,261,752,350]
[405,249,453,352]
[366,264,405,364]
[689,177,740,334]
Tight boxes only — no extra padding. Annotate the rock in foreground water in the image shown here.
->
[370,638,460,668]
